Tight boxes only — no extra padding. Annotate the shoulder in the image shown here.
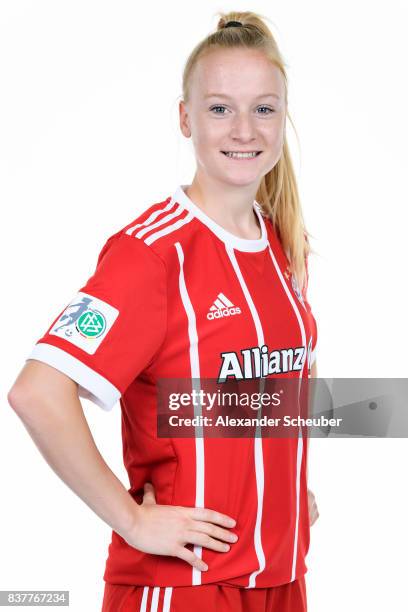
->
[96,193,195,271]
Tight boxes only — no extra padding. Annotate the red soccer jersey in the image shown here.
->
[26,185,318,589]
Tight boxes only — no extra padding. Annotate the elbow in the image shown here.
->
[8,369,48,415]
[7,360,63,416]
[7,384,35,415]
[8,360,81,422]
[7,384,22,411]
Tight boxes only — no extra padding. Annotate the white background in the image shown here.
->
[1,1,407,610]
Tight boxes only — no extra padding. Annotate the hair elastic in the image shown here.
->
[224,20,243,28]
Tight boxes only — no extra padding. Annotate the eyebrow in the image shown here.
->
[204,92,281,100]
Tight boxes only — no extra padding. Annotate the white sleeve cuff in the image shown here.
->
[26,342,121,411]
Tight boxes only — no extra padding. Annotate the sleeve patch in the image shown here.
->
[49,291,119,355]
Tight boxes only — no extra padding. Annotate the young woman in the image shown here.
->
[8,11,319,612]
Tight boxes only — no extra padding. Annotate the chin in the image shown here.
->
[221,174,262,188]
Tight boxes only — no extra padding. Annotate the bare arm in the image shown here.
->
[7,360,238,571]
[7,359,140,539]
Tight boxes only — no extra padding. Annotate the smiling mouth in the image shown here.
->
[221,151,262,158]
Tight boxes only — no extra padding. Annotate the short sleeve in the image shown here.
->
[301,252,318,367]
[26,232,167,411]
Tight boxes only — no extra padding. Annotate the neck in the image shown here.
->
[185,174,262,240]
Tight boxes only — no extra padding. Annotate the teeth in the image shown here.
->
[224,151,259,158]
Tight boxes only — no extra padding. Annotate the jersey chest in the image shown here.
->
[151,240,313,381]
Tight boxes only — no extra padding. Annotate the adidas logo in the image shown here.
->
[207,292,241,320]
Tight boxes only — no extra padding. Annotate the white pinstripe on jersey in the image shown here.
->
[174,241,205,586]
[226,244,267,588]
[267,244,307,582]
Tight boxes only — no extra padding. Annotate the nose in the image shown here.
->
[230,112,257,142]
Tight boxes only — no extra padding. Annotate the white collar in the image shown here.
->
[173,184,269,253]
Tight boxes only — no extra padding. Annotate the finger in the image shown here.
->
[187,507,236,528]
[307,491,315,506]
[175,545,208,572]
[142,482,156,505]
[184,530,232,553]
[310,507,319,525]
[192,520,238,543]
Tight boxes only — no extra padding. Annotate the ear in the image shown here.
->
[179,100,191,138]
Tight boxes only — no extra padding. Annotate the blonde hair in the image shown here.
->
[181,10,314,292]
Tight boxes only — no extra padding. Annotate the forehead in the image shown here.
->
[190,47,285,100]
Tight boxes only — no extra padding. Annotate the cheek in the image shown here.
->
[263,114,285,143]
[263,130,284,159]
[193,123,224,155]
[266,124,284,145]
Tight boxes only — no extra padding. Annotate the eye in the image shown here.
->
[210,105,228,114]
[257,106,275,114]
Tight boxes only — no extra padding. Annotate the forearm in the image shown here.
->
[9,388,138,541]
